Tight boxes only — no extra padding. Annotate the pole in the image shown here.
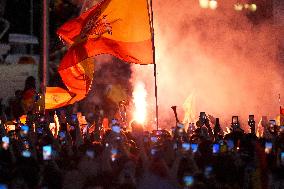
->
[280,94,283,125]
[147,0,158,130]
[30,0,33,54]
[43,0,49,95]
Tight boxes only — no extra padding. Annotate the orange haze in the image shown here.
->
[131,0,283,131]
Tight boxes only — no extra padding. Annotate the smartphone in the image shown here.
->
[22,150,31,158]
[154,130,163,136]
[150,136,158,143]
[111,118,118,125]
[269,120,276,126]
[281,152,284,165]
[0,184,8,189]
[21,125,29,134]
[151,148,158,156]
[227,139,234,151]
[183,175,194,186]
[182,143,190,151]
[2,136,9,150]
[69,125,75,130]
[2,136,9,143]
[43,145,52,160]
[200,112,206,119]
[37,127,43,134]
[213,143,220,154]
[23,140,30,149]
[58,131,66,142]
[191,143,198,153]
[112,125,121,134]
[249,115,254,121]
[86,150,95,159]
[111,148,118,161]
[265,142,273,154]
[232,116,238,124]
[39,115,45,123]
[177,123,184,129]
[204,166,213,178]
[71,114,77,122]
[143,136,149,143]
[178,128,184,134]
[215,118,220,125]
[58,131,66,139]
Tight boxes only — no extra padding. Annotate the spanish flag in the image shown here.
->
[46,0,153,109]
[45,87,72,109]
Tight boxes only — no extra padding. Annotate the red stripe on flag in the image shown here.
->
[58,37,153,71]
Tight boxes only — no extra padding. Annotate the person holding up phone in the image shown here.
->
[248,115,256,135]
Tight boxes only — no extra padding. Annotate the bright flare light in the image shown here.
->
[209,0,218,10]
[199,0,209,9]
[133,82,147,124]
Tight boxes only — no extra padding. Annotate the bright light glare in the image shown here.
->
[244,4,250,9]
[249,4,257,12]
[209,0,218,10]
[199,0,209,9]
[133,82,147,124]
[234,3,243,11]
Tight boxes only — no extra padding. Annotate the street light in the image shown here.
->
[209,0,218,10]
[199,0,209,9]
[249,4,257,12]
[234,3,243,11]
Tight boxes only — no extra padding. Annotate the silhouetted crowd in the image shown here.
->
[0,106,284,189]
[0,78,284,189]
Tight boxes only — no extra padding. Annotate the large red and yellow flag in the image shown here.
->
[46,0,153,109]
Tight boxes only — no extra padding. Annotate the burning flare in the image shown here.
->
[132,82,147,124]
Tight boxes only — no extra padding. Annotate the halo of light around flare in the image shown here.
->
[132,82,147,124]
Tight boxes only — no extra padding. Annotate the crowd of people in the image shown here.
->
[0,79,284,189]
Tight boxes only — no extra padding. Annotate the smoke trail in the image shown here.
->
[131,0,283,130]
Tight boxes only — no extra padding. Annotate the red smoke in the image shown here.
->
[131,0,283,130]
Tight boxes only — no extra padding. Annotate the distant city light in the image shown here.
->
[199,0,209,9]
[234,3,243,11]
[244,4,250,9]
[208,0,218,10]
[249,4,257,12]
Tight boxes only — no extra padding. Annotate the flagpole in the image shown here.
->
[279,94,281,116]
[43,0,49,106]
[279,94,283,125]
[147,0,159,130]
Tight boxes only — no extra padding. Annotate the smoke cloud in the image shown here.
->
[131,0,283,130]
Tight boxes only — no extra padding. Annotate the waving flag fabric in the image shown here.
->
[281,106,284,116]
[45,87,72,109]
[46,0,153,109]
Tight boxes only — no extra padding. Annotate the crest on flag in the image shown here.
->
[81,13,112,39]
